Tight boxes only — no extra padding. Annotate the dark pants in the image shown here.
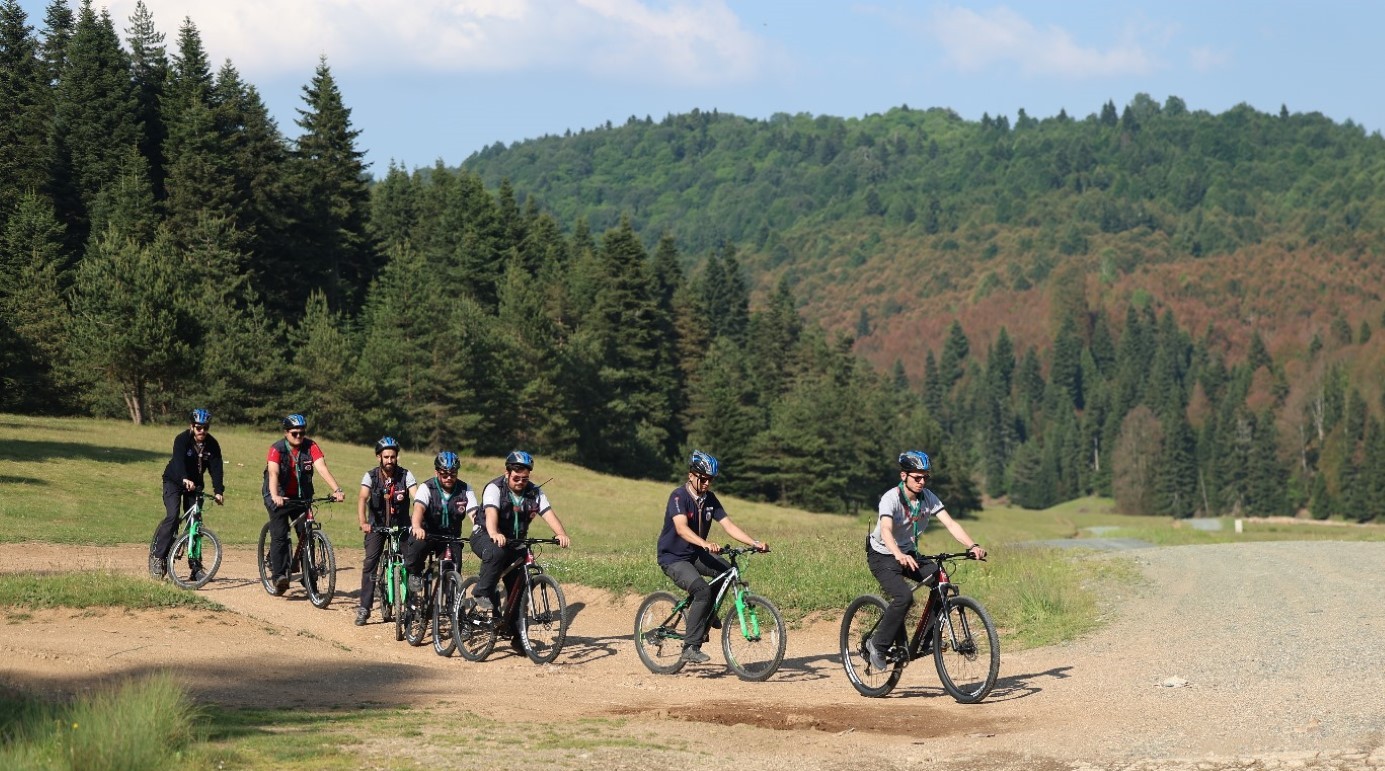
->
[263,497,307,578]
[470,532,522,608]
[866,541,935,651]
[404,535,462,578]
[662,551,732,651]
[151,481,192,559]
[358,530,386,611]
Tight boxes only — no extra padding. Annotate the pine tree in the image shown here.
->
[287,56,376,311]
[0,191,69,411]
[1153,407,1198,517]
[0,0,53,232]
[123,0,167,199]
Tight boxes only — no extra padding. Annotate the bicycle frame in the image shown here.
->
[663,547,764,642]
[373,526,408,606]
[882,552,976,662]
[179,491,207,559]
[494,539,554,626]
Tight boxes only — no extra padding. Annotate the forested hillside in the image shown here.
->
[2,0,1382,520]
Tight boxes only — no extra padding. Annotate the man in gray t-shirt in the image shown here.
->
[864,450,987,671]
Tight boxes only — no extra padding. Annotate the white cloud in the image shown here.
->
[104,0,763,84]
[928,4,1158,78]
[1188,45,1230,73]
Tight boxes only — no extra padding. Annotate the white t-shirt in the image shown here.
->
[868,485,944,556]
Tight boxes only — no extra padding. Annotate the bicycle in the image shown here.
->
[256,496,338,608]
[633,545,786,681]
[368,525,408,640]
[454,537,568,665]
[840,551,1000,702]
[400,534,468,656]
[156,488,222,590]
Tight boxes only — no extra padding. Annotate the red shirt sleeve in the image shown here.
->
[309,443,325,462]
[267,445,282,463]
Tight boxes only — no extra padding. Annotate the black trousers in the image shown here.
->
[661,551,732,651]
[151,481,193,559]
[866,542,935,650]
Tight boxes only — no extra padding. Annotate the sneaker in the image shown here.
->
[680,646,711,664]
[510,634,527,653]
[472,595,494,612]
[274,574,290,594]
[354,607,370,626]
[189,568,205,583]
[709,615,721,630]
[866,639,888,671]
[407,575,423,596]
[148,554,166,579]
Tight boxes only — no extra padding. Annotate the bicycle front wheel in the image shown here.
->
[519,573,568,665]
[433,570,462,657]
[168,528,222,590]
[391,566,407,641]
[256,522,280,595]
[377,564,393,623]
[722,592,786,681]
[633,591,687,675]
[455,576,496,661]
[933,595,1000,703]
[305,531,336,608]
[841,594,904,697]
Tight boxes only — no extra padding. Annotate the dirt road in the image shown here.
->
[3,541,1383,770]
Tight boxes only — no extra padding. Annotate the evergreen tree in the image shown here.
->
[37,0,72,87]
[287,56,376,311]
[0,191,69,411]
[0,0,53,232]
[284,291,363,440]
[123,0,167,199]
[685,337,761,495]
[1153,407,1198,517]
[494,258,578,458]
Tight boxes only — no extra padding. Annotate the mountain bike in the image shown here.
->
[161,489,222,590]
[400,534,467,656]
[369,525,408,639]
[454,537,568,665]
[634,545,786,681]
[840,551,1000,702]
[256,497,338,608]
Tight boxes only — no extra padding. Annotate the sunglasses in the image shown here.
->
[192,424,208,431]
[906,473,930,484]
[287,430,304,437]
[436,470,457,478]
[691,473,713,484]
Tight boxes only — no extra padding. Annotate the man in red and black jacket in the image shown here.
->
[261,413,345,594]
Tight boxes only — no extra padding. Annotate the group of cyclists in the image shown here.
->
[151,408,987,672]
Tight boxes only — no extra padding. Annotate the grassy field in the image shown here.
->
[4,413,1383,769]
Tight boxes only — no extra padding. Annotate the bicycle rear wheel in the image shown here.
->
[519,573,568,665]
[167,528,222,590]
[392,566,407,641]
[722,592,786,681]
[933,595,1000,703]
[840,594,904,697]
[304,531,336,608]
[376,564,393,623]
[405,574,430,646]
[256,522,280,595]
[633,591,687,675]
[455,576,496,661]
[433,570,462,657]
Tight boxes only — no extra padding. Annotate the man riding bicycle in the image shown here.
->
[865,450,986,670]
[355,436,418,625]
[469,451,571,646]
[405,451,478,598]
[151,408,225,580]
[263,414,346,593]
[656,450,767,665]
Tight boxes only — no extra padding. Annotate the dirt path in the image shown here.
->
[3,541,1384,770]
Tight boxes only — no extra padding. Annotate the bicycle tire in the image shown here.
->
[392,565,407,641]
[304,530,336,608]
[455,576,496,661]
[405,574,430,647]
[167,528,222,590]
[256,522,281,595]
[840,594,904,697]
[433,569,462,657]
[933,595,1000,704]
[519,573,568,665]
[722,592,786,682]
[633,591,687,675]
[376,566,393,623]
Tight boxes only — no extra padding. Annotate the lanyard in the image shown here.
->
[899,482,923,541]
[436,479,454,527]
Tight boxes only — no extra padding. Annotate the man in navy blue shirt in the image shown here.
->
[656,450,767,665]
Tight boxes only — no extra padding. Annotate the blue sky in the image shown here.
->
[19,1,1385,176]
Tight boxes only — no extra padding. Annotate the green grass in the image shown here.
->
[0,572,221,611]
[0,675,197,771]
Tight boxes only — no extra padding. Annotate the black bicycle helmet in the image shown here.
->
[282,413,308,430]
[689,450,719,478]
[899,450,931,472]
[434,451,460,473]
[374,436,401,455]
[505,450,534,470]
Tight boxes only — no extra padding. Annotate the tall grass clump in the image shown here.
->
[0,675,197,771]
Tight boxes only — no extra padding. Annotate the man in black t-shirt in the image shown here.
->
[150,408,225,580]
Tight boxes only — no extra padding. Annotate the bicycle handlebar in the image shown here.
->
[426,534,470,543]
[719,544,771,556]
[922,551,985,563]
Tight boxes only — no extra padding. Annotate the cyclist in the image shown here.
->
[405,451,478,600]
[150,408,225,580]
[656,450,767,665]
[469,451,571,641]
[865,450,986,670]
[354,436,418,625]
[262,413,346,594]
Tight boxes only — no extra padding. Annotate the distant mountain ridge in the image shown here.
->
[460,95,1385,372]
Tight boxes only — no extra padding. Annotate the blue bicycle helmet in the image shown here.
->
[190,408,211,426]
[281,413,308,430]
[505,450,534,470]
[899,450,931,472]
[689,450,719,478]
[434,451,460,473]
[374,436,401,455]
